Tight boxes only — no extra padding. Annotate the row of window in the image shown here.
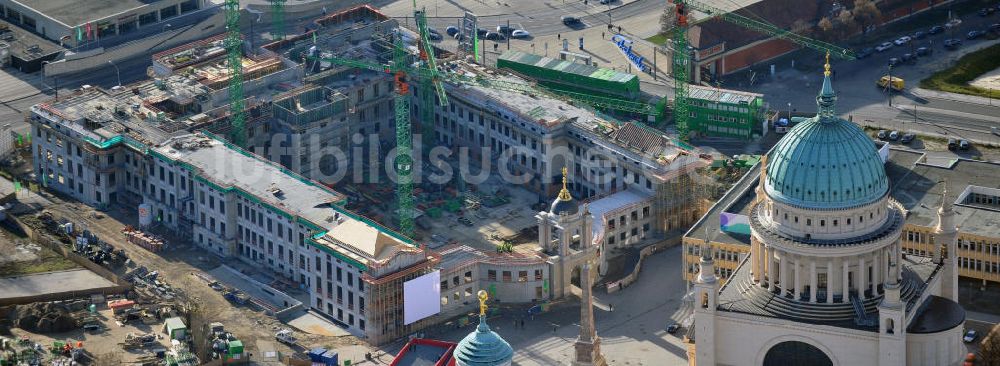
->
[485,269,544,282]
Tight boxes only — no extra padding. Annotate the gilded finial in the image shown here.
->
[823,52,831,77]
[477,290,489,316]
[557,167,573,201]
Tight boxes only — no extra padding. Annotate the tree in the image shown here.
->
[982,325,1000,365]
[853,0,881,35]
[817,17,834,40]
[660,2,678,36]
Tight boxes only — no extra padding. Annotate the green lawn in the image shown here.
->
[920,43,1000,98]
[645,33,669,45]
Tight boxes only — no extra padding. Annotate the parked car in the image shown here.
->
[496,25,514,35]
[667,323,681,334]
[888,57,902,67]
[476,28,488,36]
[856,47,875,58]
[948,138,958,150]
[427,30,443,41]
[979,8,994,16]
[916,46,932,56]
[600,0,614,4]
[561,16,582,25]
[510,29,531,39]
[894,36,912,45]
[967,30,985,39]
[875,42,894,52]
[928,25,945,34]
[446,26,459,37]
[912,30,927,39]
[877,130,888,140]
[901,53,916,63]
[888,130,900,141]
[900,133,916,144]
[964,330,979,343]
[959,139,971,150]
[946,18,962,28]
[944,38,962,49]
[991,23,1000,33]
[484,32,505,41]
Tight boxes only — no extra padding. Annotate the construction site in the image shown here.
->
[0,0,875,363]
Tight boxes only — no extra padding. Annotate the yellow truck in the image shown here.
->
[878,76,904,91]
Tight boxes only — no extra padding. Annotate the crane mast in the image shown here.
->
[224,0,246,147]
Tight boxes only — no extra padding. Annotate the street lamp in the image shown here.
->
[787,102,792,120]
[107,60,121,88]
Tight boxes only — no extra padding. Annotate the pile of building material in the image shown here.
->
[2,300,89,333]
[121,226,166,252]
[205,322,244,361]
[121,332,157,350]
[0,336,43,365]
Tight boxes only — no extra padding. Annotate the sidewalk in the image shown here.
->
[912,87,1000,107]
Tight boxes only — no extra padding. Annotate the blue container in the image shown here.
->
[320,350,339,365]
[308,348,327,362]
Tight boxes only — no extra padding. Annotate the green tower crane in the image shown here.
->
[667,0,855,140]
[271,0,286,41]
[224,0,246,147]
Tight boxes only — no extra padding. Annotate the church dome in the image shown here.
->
[549,167,579,215]
[764,61,888,209]
[454,292,514,366]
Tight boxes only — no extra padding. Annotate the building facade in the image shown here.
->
[687,62,965,366]
[0,0,207,46]
[687,85,767,140]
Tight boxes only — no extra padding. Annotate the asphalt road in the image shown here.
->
[388,0,663,38]
[740,11,1000,145]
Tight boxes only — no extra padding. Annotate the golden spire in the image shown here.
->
[557,167,573,201]
[477,290,489,316]
[823,51,831,77]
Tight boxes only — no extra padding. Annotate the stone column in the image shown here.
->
[779,252,788,296]
[842,257,850,301]
[810,259,817,302]
[769,247,778,293]
[750,239,759,282]
[872,249,884,297]
[859,256,867,298]
[765,246,774,290]
[827,259,834,304]
[896,242,903,282]
[794,256,803,300]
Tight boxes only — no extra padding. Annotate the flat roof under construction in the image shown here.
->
[498,51,636,84]
[688,85,762,105]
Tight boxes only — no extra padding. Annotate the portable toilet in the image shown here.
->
[308,348,327,362]
[227,339,244,358]
[320,350,339,366]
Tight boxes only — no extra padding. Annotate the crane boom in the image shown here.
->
[669,0,855,140]
[688,0,855,59]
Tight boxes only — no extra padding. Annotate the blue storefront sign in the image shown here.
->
[610,34,649,73]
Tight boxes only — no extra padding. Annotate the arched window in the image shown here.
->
[763,341,832,366]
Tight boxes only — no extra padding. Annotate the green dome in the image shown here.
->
[764,68,888,208]
[453,315,514,366]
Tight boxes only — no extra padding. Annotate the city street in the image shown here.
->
[736,14,1000,146]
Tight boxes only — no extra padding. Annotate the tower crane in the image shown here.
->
[224,0,246,147]
[271,0,286,41]
[667,0,856,140]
